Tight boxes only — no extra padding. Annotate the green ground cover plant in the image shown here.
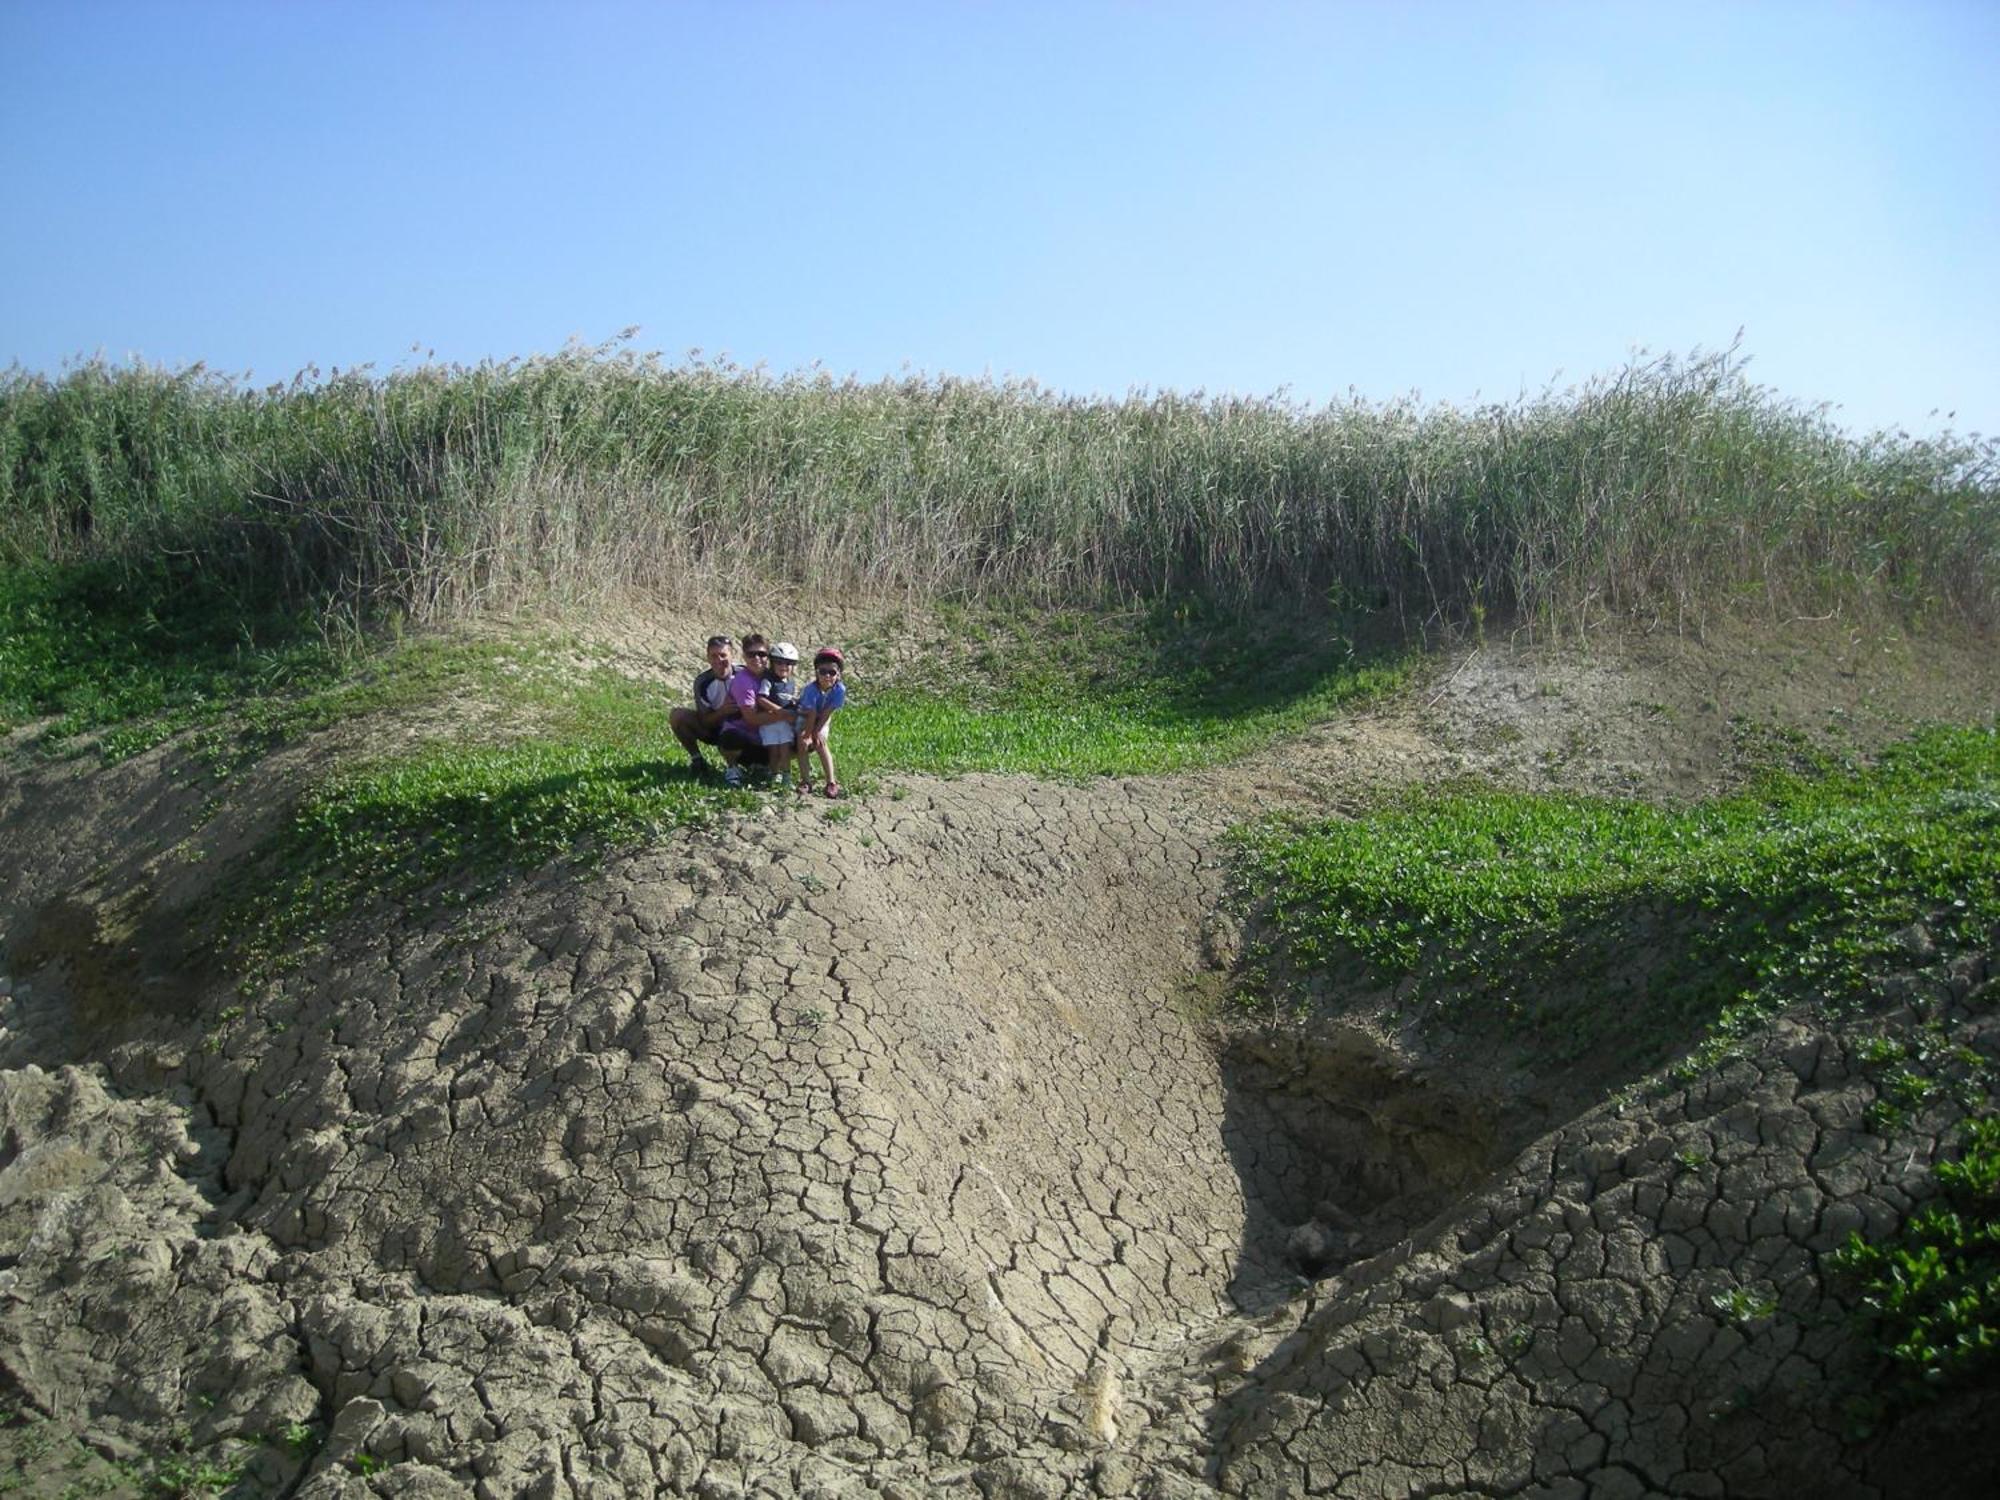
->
[1829,1115,2000,1414]
[0,557,343,743]
[0,1402,248,1500]
[221,709,752,972]
[214,603,1405,969]
[0,542,622,775]
[840,600,1408,778]
[0,555,551,765]
[1234,723,2000,1060]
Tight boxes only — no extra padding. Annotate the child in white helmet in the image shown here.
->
[757,642,804,788]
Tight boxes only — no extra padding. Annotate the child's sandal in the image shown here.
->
[822,781,843,799]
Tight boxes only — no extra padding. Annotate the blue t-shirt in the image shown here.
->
[800,679,845,717]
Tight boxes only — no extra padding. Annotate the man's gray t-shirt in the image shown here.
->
[692,668,730,715]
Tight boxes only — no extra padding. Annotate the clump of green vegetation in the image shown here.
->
[1710,1284,1779,1325]
[0,556,344,743]
[0,1403,250,1500]
[276,1422,316,1459]
[0,552,640,780]
[1829,1116,2000,1412]
[0,554,563,763]
[135,1445,245,1499]
[1233,723,2000,1061]
[1851,1018,1991,1133]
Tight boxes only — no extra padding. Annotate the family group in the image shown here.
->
[669,633,847,796]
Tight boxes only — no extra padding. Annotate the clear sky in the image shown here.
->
[3,0,1995,439]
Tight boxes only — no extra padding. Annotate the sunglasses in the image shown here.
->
[745,649,770,659]
[816,666,841,676]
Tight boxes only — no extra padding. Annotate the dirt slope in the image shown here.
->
[0,618,1995,1498]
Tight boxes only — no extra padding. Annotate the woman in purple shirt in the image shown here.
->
[719,634,784,787]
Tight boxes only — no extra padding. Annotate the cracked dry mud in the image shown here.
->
[2,623,1998,1497]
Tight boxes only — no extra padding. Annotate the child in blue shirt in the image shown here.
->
[796,647,848,797]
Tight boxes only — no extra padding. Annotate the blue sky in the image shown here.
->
[3,1,1995,439]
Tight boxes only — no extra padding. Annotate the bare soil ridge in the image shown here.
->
[0,618,1995,1498]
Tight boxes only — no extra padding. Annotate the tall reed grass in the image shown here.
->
[2,340,1994,634]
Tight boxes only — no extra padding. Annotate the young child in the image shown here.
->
[757,642,803,787]
[795,646,847,797]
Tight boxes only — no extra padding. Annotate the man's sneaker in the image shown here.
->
[723,766,744,788]
[771,773,791,790]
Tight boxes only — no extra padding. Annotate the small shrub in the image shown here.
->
[1710,1285,1779,1325]
[1828,1116,2000,1402]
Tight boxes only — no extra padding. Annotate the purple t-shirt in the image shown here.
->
[714,666,765,744]
[726,666,763,715]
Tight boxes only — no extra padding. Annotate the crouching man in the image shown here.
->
[669,633,737,777]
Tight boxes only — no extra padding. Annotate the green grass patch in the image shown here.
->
[0,557,343,744]
[1233,723,2000,1061]
[842,601,1409,777]
[0,550,631,776]
[1829,1115,2000,1415]
[215,646,763,969]
[221,732,753,973]
[3,576,1403,970]
[210,601,1407,967]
